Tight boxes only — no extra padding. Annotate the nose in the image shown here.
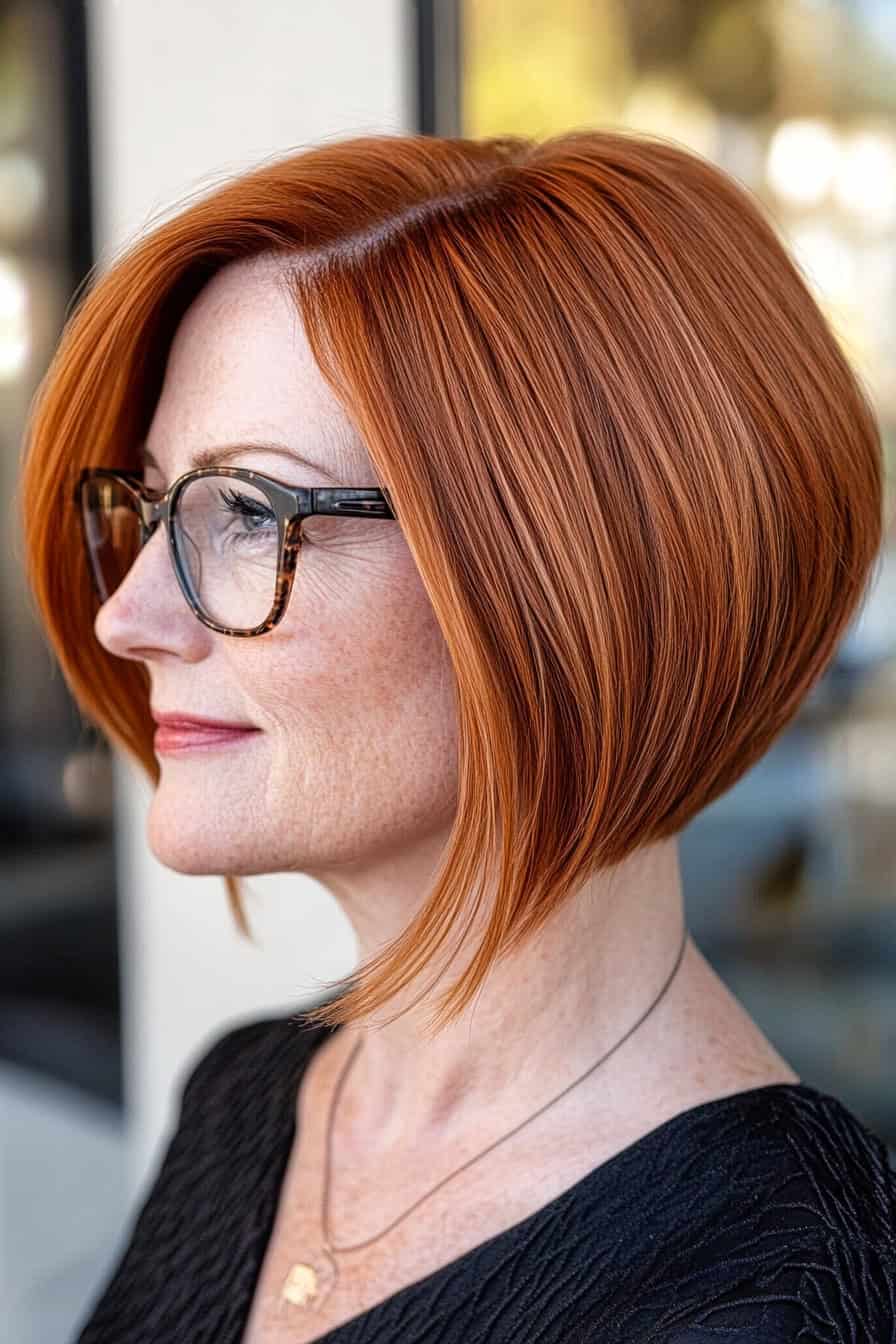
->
[93,522,210,662]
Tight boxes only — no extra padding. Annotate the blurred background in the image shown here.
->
[0,1,893,1340]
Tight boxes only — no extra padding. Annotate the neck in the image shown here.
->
[327,838,691,1151]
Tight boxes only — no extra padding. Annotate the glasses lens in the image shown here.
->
[80,476,142,602]
[173,474,281,630]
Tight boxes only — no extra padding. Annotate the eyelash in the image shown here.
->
[219,487,277,538]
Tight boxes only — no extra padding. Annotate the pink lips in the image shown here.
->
[152,712,261,755]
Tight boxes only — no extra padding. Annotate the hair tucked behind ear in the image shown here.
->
[19,127,884,1034]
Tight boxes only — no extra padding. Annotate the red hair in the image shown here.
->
[18,129,884,1032]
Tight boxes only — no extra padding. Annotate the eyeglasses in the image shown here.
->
[75,465,397,637]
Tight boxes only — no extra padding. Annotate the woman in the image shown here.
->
[20,129,895,1342]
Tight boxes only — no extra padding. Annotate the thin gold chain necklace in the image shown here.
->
[279,920,690,1315]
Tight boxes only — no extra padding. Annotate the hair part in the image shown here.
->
[19,128,884,1035]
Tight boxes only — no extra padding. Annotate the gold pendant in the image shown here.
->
[279,1245,338,1312]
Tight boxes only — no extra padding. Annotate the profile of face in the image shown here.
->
[94,254,459,884]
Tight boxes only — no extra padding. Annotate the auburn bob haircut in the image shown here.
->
[19,129,884,1033]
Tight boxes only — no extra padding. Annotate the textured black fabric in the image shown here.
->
[72,1005,896,1343]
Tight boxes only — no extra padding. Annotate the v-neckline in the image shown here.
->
[238,1012,825,1344]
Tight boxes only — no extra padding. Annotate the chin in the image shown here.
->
[146,803,238,876]
[147,837,219,876]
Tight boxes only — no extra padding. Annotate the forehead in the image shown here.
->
[143,255,368,477]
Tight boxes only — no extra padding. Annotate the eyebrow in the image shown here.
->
[137,439,345,484]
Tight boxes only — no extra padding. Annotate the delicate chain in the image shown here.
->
[320,920,690,1253]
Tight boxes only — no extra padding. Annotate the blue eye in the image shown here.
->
[217,487,278,547]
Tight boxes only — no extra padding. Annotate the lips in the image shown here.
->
[151,711,261,754]
[152,711,258,730]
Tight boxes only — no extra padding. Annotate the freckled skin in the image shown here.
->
[95,254,459,895]
[94,251,798,1155]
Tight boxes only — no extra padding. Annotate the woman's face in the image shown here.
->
[94,255,459,880]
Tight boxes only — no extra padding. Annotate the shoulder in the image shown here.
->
[704,1081,896,1218]
[640,1083,896,1342]
[70,1004,335,1341]
[175,999,333,1112]
[723,1082,895,1253]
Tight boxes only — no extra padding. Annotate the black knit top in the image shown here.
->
[72,1005,896,1343]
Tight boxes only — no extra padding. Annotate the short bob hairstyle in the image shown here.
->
[19,128,884,1033]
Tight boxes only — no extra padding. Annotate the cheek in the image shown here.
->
[230,556,457,748]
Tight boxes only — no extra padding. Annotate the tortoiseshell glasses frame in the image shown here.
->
[74,465,397,637]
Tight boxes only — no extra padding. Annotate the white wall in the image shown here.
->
[86,0,412,1190]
